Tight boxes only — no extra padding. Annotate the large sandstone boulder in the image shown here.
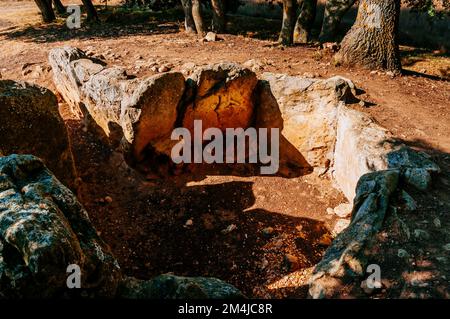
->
[333,106,441,201]
[49,47,186,164]
[259,73,355,170]
[333,106,397,201]
[182,63,258,133]
[0,80,76,189]
[0,155,121,298]
[48,47,102,117]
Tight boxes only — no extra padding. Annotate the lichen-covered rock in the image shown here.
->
[118,275,245,299]
[0,80,76,189]
[182,63,258,133]
[48,46,103,117]
[309,169,400,299]
[0,155,121,298]
[387,147,440,191]
[259,73,355,169]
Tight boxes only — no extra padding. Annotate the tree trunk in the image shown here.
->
[191,0,205,36]
[34,0,56,23]
[335,0,401,72]
[279,0,298,45]
[319,0,356,42]
[81,0,99,22]
[52,0,65,15]
[293,0,317,44]
[181,0,196,33]
[211,0,226,33]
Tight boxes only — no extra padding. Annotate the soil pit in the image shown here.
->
[67,111,347,298]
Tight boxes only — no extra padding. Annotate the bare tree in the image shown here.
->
[279,0,297,44]
[34,0,56,22]
[53,0,66,15]
[319,0,356,42]
[211,0,226,33]
[191,0,205,35]
[293,0,317,43]
[334,0,402,72]
[81,0,99,22]
[181,0,196,33]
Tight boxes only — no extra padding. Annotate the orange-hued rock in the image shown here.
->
[182,63,258,133]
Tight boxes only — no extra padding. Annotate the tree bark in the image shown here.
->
[293,0,317,44]
[181,0,196,33]
[211,0,226,33]
[34,0,56,23]
[279,0,298,45]
[335,0,402,72]
[319,0,356,42]
[191,0,205,36]
[52,0,66,15]
[81,0,99,22]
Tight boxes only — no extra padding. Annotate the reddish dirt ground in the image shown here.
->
[0,1,449,298]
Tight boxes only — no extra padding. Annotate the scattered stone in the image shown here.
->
[397,249,410,258]
[243,59,264,72]
[204,32,218,42]
[326,207,334,215]
[181,62,196,74]
[185,219,194,227]
[386,71,395,78]
[358,100,366,107]
[443,243,450,251]
[332,219,350,235]
[158,65,170,73]
[260,258,269,270]
[322,42,339,52]
[414,229,430,241]
[283,254,301,272]
[261,227,274,237]
[222,224,237,234]
[104,196,113,204]
[333,203,352,218]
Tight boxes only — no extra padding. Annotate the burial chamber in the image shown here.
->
[33,46,441,298]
